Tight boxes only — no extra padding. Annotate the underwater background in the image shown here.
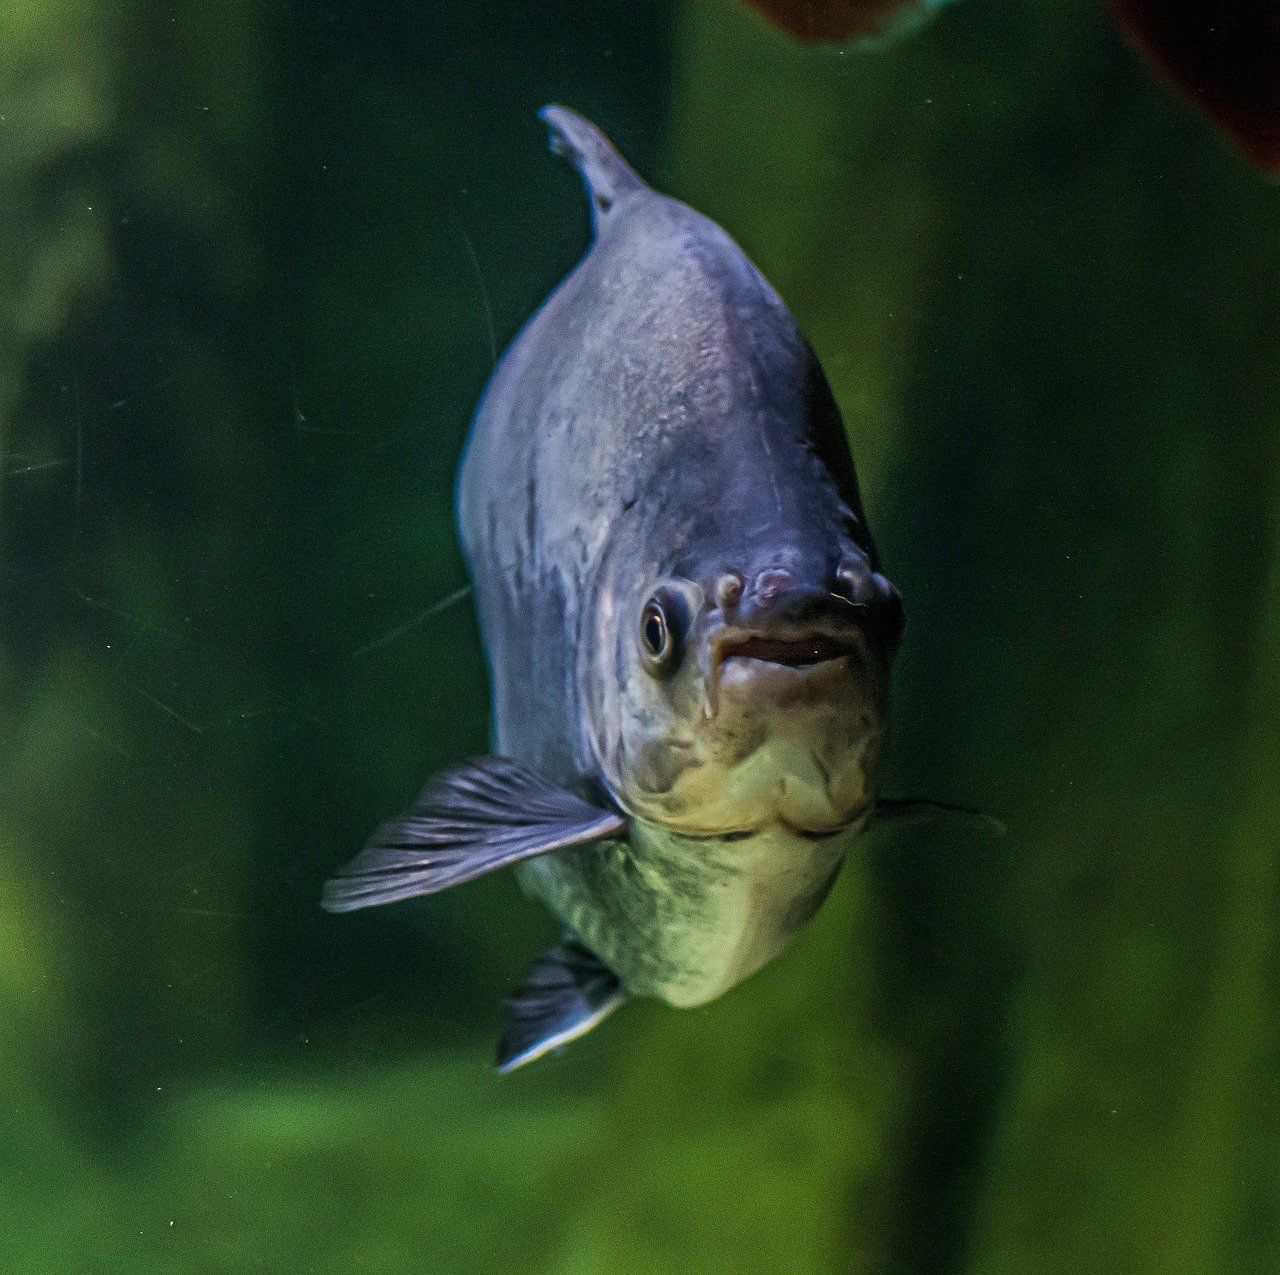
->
[1,0,1277,1271]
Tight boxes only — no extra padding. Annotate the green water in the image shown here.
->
[1,1,1277,1271]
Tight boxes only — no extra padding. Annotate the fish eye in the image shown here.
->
[641,600,669,659]
[639,588,687,675]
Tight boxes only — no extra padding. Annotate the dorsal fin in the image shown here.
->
[539,105,646,233]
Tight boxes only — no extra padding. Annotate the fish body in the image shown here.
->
[325,108,905,1068]
[518,821,855,1009]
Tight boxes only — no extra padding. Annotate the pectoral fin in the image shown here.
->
[322,757,626,913]
[497,942,625,1074]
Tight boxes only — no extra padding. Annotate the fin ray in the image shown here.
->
[497,942,625,1073]
[322,757,625,912]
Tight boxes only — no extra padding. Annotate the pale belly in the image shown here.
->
[516,819,857,1007]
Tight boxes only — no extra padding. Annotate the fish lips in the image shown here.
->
[704,621,879,717]
[716,631,859,667]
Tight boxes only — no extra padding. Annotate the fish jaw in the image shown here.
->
[611,636,889,839]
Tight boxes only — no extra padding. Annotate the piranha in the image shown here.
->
[324,107,916,1072]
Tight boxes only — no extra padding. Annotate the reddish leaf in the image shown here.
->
[739,0,918,44]
[1109,0,1280,172]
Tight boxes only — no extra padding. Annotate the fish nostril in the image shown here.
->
[754,569,793,604]
[837,565,854,596]
[834,558,885,601]
[836,562,906,643]
[716,572,744,610]
[835,559,871,604]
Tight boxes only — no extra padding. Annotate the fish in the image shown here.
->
[736,0,957,46]
[1107,0,1280,174]
[323,106,911,1072]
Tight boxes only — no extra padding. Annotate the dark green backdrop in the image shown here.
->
[1,1,1276,1270]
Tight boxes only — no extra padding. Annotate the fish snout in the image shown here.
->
[727,567,833,630]
[720,559,903,648]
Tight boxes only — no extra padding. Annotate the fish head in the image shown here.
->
[591,534,904,839]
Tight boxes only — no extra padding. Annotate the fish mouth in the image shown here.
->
[717,632,858,667]
[704,627,862,716]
